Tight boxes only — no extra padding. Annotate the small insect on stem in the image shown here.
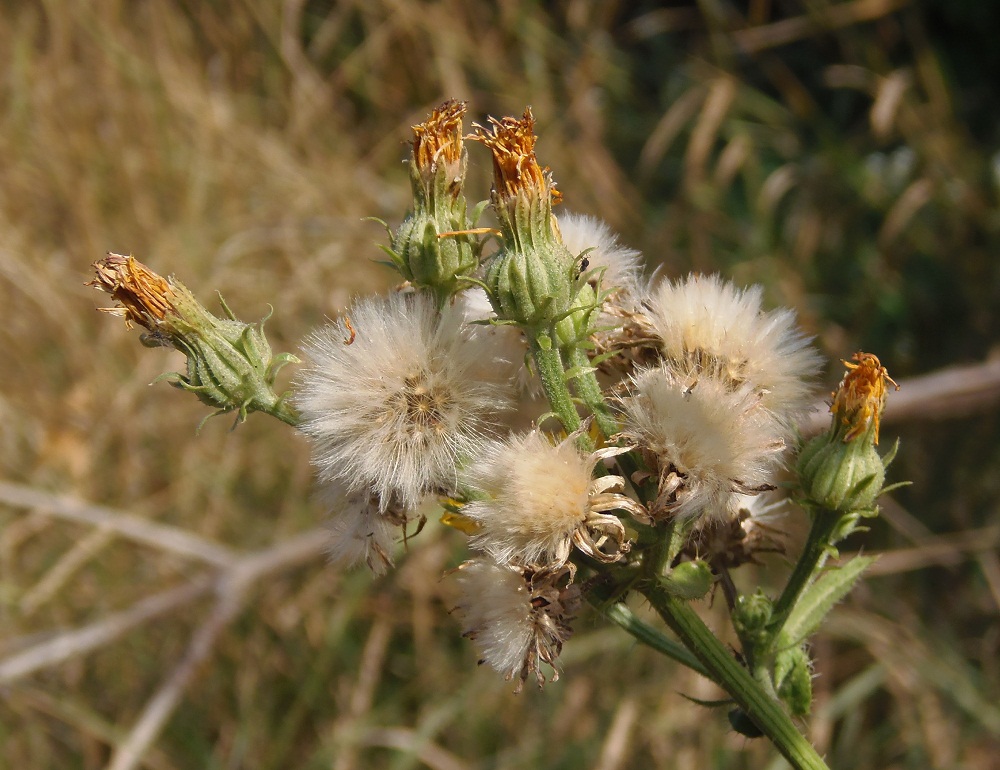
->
[343,316,356,345]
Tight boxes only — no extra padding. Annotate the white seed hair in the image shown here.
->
[452,559,578,689]
[557,211,644,298]
[323,486,398,575]
[453,286,537,395]
[296,291,512,514]
[620,365,786,522]
[462,430,635,567]
[646,273,821,427]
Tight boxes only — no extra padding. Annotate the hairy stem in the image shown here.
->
[640,583,830,770]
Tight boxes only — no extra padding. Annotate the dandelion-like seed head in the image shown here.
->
[647,274,822,427]
[463,430,639,567]
[296,292,512,514]
[620,366,786,522]
[452,559,580,691]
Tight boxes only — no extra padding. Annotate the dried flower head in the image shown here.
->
[452,559,580,691]
[388,100,479,302]
[831,352,898,444]
[295,291,512,514]
[89,252,176,334]
[411,98,467,186]
[619,366,786,522]
[472,109,582,334]
[647,274,821,427]
[462,430,640,567]
[89,253,298,424]
[472,107,560,209]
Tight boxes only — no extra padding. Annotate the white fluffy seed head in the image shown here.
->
[323,486,398,575]
[452,560,578,689]
[295,291,513,513]
[647,274,821,426]
[463,431,593,566]
[620,366,786,522]
[452,560,535,679]
[556,212,644,298]
[453,286,537,395]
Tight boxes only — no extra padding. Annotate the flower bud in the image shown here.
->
[89,254,298,425]
[660,559,713,599]
[797,352,898,513]
[733,589,774,649]
[473,109,583,332]
[385,100,481,303]
[775,644,813,717]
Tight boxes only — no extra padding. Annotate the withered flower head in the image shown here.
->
[88,253,177,335]
[830,352,898,445]
[387,100,479,304]
[471,108,582,333]
[89,253,298,425]
[472,107,561,208]
[411,98,467,186]
[796,351,898,512]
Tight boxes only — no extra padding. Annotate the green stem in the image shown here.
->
[599,599,709,677]
[269,399,301,428]
[767,508,842,644]
[640,583,830,770]
[566,345,619,440]
[529,329,584,439]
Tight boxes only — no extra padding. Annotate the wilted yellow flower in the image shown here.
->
[830,352,898,445]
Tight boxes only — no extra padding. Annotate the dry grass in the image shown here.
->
[2,1,999,768]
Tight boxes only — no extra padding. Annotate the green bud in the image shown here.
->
[797,429,884,512]
[733,590,774,649]
[659,559,713,599]
[775,644,813,717]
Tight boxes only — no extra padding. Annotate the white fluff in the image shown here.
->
[647,274,821,428]
[557,212,644,297]
[621,365,786,521]
[296,291,513,514]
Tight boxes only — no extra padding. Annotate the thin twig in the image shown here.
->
[358,728,469,770]
[103,528,329,770]
[106,588,243,770]
[0,481,237,568]
[732,0,912,54]
[0,577,214,684]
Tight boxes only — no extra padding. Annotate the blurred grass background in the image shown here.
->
[1,1,999,768]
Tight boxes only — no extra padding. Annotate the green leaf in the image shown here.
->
[778,555,878,649]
